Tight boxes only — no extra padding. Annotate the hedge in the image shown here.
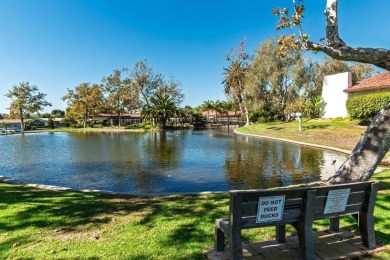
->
[346,92,390,121]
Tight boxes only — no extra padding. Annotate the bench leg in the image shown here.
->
[228,228,242,260]
[276,225,286,242]
[215,225,225,251]
[329,217,340,231]
[293,189,316,260]
[293,222,314,260]
[358,212,376,249]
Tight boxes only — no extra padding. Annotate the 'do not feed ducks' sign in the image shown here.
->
[256,195,285,223]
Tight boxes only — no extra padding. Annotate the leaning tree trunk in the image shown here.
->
[327,103,390,184]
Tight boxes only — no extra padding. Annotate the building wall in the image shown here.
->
[320,72,351,118]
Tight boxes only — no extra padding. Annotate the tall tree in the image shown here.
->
[274,0,390,183]
[246,38,308,117]
[131,60,162,107]
[62,83,103,128]
[223,39,250,126]
[156,76,185,106]
[6,82,51,132]
[131,60,184,108]
[102,69,138,127]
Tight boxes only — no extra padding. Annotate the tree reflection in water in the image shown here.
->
[0,128,347,194]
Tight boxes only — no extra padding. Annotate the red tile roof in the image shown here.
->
[95,113,141,118]
[345,71,390,93]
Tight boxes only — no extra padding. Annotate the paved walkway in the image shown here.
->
[204,229,388,259]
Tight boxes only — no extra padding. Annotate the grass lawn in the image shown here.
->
[237,118,365,151]
[0,170,389,259]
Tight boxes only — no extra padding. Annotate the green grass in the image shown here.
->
[237,118,364,151]
[0,170,389,259]
[0,187,228,259]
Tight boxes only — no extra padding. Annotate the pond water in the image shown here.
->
[0,128,348,195]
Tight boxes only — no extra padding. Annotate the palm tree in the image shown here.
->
[222,60,250,126]
[141,94,177,129]
[201,100,214,122]
[212,100,225,122]
[223,39,251,126]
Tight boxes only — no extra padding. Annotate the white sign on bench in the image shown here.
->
[256,195,285,223]
[324,188,351,214]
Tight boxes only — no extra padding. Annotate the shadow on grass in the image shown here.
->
[0,182,229,259]
[267,127,284,131]
[374,176,390,190]
[303,124,330,130]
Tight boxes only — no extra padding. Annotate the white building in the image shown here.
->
[320,72,351,118]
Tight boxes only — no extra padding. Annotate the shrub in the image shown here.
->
[250,105,284,123]
[305,97,323,119]
[124,122,152,129]
[70,123,83,128]
[125,124,141,129]
[346,92,390,121]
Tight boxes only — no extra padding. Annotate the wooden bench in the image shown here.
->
[215,181,379,259]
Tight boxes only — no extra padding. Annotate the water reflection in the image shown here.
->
[0,128,348,195]
[224,138,323,189]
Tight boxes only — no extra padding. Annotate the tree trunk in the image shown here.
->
[20,109,25,133]
[327,103,390,184]
[324,0,344,46]
[306,0,390,71]
[83,111,88,128]
[243,104,250,126]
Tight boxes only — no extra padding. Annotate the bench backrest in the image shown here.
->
[229,181,378,229]
[312,181,378,219]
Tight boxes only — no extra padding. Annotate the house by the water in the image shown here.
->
[321,71,390,118]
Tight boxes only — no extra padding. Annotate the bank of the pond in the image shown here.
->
[235,130,352,155]
[236,119,390,165]
[0,170,389,259]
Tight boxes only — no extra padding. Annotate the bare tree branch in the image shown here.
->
[308,42,390,70]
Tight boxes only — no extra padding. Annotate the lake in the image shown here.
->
[0,128,348,195]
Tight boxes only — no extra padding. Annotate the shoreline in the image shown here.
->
[234,129,352,155]
[234,129,390,166]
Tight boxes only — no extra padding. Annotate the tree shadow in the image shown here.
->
[0,182,229,258]
[303,124,330,130]
[267,127,284,131]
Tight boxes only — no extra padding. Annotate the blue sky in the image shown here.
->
[1,0,389,114]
